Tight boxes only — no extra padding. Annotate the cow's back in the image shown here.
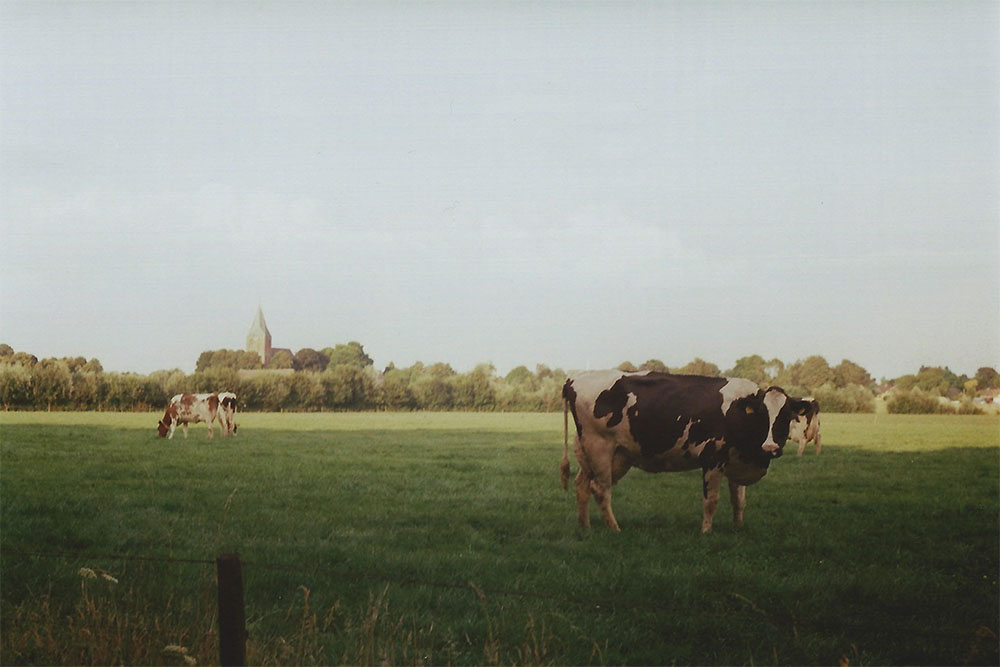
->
[566,371,737,470]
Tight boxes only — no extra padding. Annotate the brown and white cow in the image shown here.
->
[790,398,821,455]
[217,391,238,436]
[157,393,220,439]
[561,370,813,533]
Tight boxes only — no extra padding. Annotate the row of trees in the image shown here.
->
[195,342,374,373]
[1,342,997,413]
[618,356,1000,414]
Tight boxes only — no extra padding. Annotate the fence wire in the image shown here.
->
[2,547,988,642]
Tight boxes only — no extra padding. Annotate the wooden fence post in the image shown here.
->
[216,553,247,666]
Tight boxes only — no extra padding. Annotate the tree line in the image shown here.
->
[1,342,997,414]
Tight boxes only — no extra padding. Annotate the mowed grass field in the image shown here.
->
[1,411,997,666]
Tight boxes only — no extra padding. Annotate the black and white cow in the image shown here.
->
[560,370,814,533]
[218,391,238,436]
[790,398,821,455]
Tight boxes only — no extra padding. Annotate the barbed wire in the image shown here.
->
[4,548,633,612]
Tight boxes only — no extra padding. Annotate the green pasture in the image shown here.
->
[1,412,998,665]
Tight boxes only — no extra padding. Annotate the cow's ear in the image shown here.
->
[793,400,811,416]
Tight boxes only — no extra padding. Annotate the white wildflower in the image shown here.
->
[78,567,97,579]
[101,573,119,584]
[163,644,196,664]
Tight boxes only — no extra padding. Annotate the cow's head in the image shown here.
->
[759,387,816,457]
[157,409,174,438]
[725,387,814,463]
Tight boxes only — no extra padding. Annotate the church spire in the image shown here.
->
[247,306,273,365]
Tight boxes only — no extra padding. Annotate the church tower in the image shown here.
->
[246,306,273,365]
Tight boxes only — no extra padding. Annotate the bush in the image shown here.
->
[811,383,876,413]
[886,389,951,414]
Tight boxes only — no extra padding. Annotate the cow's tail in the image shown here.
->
[560,391,572,491]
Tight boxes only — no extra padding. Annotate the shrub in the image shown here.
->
[886,389,951,414]
[811,383,876,413]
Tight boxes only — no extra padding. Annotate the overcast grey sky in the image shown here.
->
[1,1,997,379]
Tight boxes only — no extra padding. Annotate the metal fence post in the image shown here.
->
[216,553,247,666]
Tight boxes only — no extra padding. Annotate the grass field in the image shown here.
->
[1,411,998,665]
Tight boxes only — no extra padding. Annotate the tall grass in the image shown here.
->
[1,412,997,665]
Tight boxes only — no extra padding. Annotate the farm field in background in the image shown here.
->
[1,412,998,665]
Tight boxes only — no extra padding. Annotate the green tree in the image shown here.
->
[449,367,496,410]
[640,359,669,373]
[285,373,322,410]
[294,348,329,373]
[103,373,144,410]
[257,373,292,411]
[913,366,959,395]
[71,371,101,409]
[321,365,373,409]
[425,362,456,379]
[411,374,454,410]
[833,359,874,388]
[0,343,13,358]
[323,342,374,369]
[197,349,262,372]
[617,361,638,372]
[504,365,538,390]
[677,358,721,377]
[887,388,948,414]
[781,356,833,390]
[974,367,999,390]
[728,355,768,384]
[379,368,415,409]
[0,364,32,410]
[31,359,73,411]
[81,358,103,373]
[11,352,38,367]
[267,349,297,370]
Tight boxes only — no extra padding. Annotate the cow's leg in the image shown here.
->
[181,423,188,439]
[729,479,747,529]
[588,447,631,532]
[167,422,176,440]
[589,471,620,532]
[574,469,592,529]
[588,448,624,532]
[207,418,214,440]
[701,466,724,534]
[572,435,593,528]
[796,440,806,456]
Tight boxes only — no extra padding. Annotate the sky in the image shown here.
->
[1,1,997,380]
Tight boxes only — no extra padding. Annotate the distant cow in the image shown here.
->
[157,393,220,439]
[790,398,821,455]
[218,391,238,436]
[561,370,813,533]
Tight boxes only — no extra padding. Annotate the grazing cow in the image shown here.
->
[790,398,821,455]
[561,370,813,533]
[217,391,238,436]
[157,393,220,439]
